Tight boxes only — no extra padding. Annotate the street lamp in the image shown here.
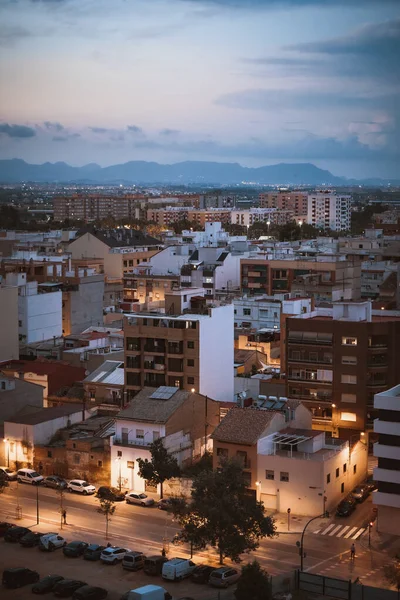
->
[297,512,329,571]
[115,457,122,491]
[3,439,9,468]
[368,521,373,547]
[36,483,39,525]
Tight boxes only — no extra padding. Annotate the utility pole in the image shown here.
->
[204,395,208,455]
[36,484,39,525]
[297,512,329,571]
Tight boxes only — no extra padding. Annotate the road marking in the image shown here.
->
[352,528,366,540]
[337,526,350,538]
[344,527,358,538]
[329,525,342,536]
[321,524,335,535]
[313,530,320,534]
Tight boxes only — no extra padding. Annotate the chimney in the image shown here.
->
[74,265,79,278]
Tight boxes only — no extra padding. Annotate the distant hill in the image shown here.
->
[0,158,397,186]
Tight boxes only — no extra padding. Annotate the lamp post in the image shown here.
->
[298,512,329,571]
[36,483,39,525]
[115,457,122,491]
[3,439,9,468]
[368,521,373,547]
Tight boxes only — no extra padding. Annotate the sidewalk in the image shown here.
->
[270,512,328,534]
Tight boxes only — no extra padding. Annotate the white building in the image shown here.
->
[234,295,312,331]
[138,245,193,276]
[373,385,400,535]
[231,208,277,228]
[5,273,62,344]
[307,191,351,232]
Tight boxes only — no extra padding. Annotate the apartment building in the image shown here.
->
[307,191,352,232]
[0,282,19,361]
[240,256,361,302]
[124,290,234,402]
[234,295,311,331]
[285,302,400,438]
[198,193,236,209]
[373,385,400,535]
[259,191,308,216]
[146,206,188,226]
[187,209,232,226]
[123,273,180,308]
[53,195,146,222]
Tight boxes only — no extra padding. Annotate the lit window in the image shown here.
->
[342,337,357,346]
[136,429,144,439]
[342,356,357,365]
[341,412,357,422]
[341,375,357,385]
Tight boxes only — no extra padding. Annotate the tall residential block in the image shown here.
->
[307,191,351,232]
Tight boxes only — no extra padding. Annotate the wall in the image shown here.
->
[199,304,234,402]
[4,409,86,447]
[110,442,152,492]
[213,440,258,489]
[214,253,243,291]
[0,286,19,361]
[68,277,105,334]
[148,246,192,275]
[20,290,62,344]
[0,379,44,423]
[69,233,109,260]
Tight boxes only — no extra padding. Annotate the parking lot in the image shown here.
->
[0,538,235,600]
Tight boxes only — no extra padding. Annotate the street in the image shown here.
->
[0,482,397,593]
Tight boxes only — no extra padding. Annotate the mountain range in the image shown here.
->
[0,158,396,186]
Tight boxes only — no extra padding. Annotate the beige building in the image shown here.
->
[259,191,308,216]
[0,283,19,361]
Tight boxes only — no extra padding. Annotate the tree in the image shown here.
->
[235,561,272,600]
[0,471,9,494]
[384,560,400,592]
[172,458,276,564]
[96,497,116,541]
[137,438,180,499]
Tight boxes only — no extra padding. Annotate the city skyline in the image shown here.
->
[0,0,399,178]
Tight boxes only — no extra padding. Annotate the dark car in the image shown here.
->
[191,565,215,584]
[351,485,370,503]
[4,526,31,542]
[43,476,67,490]
[83,544,106,561]
[158,498,173,511]
[72,585,108,600]
[96,486,125,502]
[63,541,89,558]
[20,531,46,548]
[2,567,40,588]
[53,579,87,597]
[32,575,64,594]
[143,555,169,575]
[0,522,16,537]
[365,476,377,492]
[336,496,357,517]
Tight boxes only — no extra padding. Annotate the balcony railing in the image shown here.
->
[113,437,151,448]
[288,376,332,385]
[289,392,333,402]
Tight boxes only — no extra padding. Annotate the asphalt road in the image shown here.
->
[0,482,394,591]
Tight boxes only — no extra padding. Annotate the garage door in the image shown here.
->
[261,493,277,510]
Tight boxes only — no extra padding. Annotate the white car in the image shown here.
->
[39,533,67,552]
[0,466,17,481]
[100,546,131,564]
[125,491,155,507]
[67,479,96,495]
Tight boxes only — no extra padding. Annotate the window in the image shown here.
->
[117,450,122,457]
[336,468,339,478]
[243,308,251,316]
[18,320,22,327]
[187,377,195,385]
[265,470,274,480]
[72,443,76,449]
[136,429,144,439]
[341,412,357,422]
[341,375,357,385]
[353,465,357,474]
[217,447,228,458]
[187,341,195,349]
[341,482,344,493]
[343,463,347,473]
[47,451,52,458]
[127,461,134,469]
[89,390,96,400]
[187,359,194,367]
[74,454,80,465]
[98,460,103,467]
[342,356,357,365]
[341,393,357,404]
[280,472,289,482]
[342,336,357,346]
[153,431,160,441]
[90,455,94,459]
[10,442,15,453]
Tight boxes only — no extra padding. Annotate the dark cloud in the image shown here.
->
[179,0,398,7]
[160,128,180,136]
[89,127,110,134]
[52,135,68,142]
[0,123,36,138]
[127,125,143,134]
[44,121,64,131]
[0,24,33,46]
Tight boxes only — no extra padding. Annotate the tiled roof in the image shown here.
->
[75,228,162,249]
[211,407,277,445]
[6,403,83,425]
[116,386,189,423]
[234,349,258,365]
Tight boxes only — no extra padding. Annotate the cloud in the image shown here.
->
[89,127,110,134]
[0,24,33,46]
[52,135,68,142]
[127,125,143,134]
[44,121,64,131]
[160,128,180,136]
[0,123,36,138]
[179,0,398,7]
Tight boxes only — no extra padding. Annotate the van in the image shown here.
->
[161,558,196,581]
[128,585,172,600]
[122,551,146,571]
[143,555,168,575]
[17,469,44,485]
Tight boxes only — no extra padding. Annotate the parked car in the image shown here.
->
[72,586,108,600]
[0,466,18,481]
[351,485,369,502]
[336,496,357,517]
[162,558,196,581]
[32,575,64,594]
[122,551,146,571]
[191,565,215,584]
[120,586,171,600]
[125,491,155,507]
[96,486,125,502]
[100,546,131,565]
[4,526,31,542]
[63,541,89,557]
[43,476,67,490]
[0,522,15,537]
[53,579,87,597]
[157,498,173,511]
[67,480,96,495]
[39,533,67,551]
[2,567,39,588]
[365,476,377,492]
[143,555,168,576]
[17,468,44,485]
[208,567,240,588]
[83,544,106,561]
[20,531,46,548]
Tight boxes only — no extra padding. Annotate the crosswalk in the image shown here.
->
[313,523,366,540]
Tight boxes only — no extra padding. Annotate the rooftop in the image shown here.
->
[211,407,278,445]
[116,386,190,423]
[75,228,162,249]
[0,358,86,376]
[6,403,83,425]
[83,361,124,386]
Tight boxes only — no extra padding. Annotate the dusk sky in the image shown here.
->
[0,0,399,178]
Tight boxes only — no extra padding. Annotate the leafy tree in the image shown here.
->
[96,497,116,541]
[0,471,9,494]
[137,437,180,498]
[172,458,276,564]
[384,561,400,591]
[235,561,272,600]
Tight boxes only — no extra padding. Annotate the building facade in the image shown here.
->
[259,191,308,216]
[307,191,351,232]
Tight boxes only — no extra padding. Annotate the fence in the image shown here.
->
[296,570,400,600]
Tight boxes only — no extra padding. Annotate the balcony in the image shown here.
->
[144,344,165,354]
[113,437,151,448]
[374,419,400,436]
[374,443,400,461]
[374,467,400,485]
[288,392,333,403]
[373,491,400,509]
[288,357,333,365]
[288,376,332,385]
[144,361,165,371]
